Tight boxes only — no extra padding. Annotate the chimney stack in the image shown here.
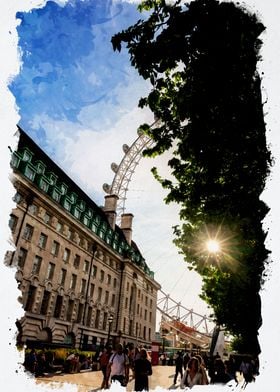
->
[103,194,118,230]
[120,213,134,245]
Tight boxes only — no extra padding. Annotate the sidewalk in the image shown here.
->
[36,365,177,392]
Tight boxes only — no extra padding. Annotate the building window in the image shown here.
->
[97,287,102,301]
[64,199,71,211]
[125,297,128,309]
[51,240,60,256]
[126,282,129,291]
[123,318,126,333]
[13,192,23,204]
[144,309,147,321]
[17,247,27,268]
[95,309,100,328]
[111,294,115,307]
[59,268,67,286]
[67,229,73,239]
[90,283,95,298]
[145,296,148,306]
[63,248,70,263]
[100,270,104,282]
[29,204,38,215]
[83,260,90,273]
[83,215,90,226]
[80,279,86,295]
[143,326,146,340]
[56,221,62,232]
[137,304,140,315]
[66,299,74,321]
[22,224,33,241]
[9,214,18,232]
[149,312,152,322]
[38,233,48,249]
[40,290,51,315]
[44,212,51,224]
[105,291,109,305]
[70,274,77,290]
[107,274,111,285]
[24,285,36,312]
[129,320,133,336]
[74,254,80,269]
[103,313,108,330]
[86,307,93,327]
[73,207,81,219]
[39,179,49,192]
[46,262,55,280]
[113,278,117,289]
[32,255,42,274]
[92,265,97,278]
[150,299,153,308]
[149,328,151,341]
[76,303,84,323]
[52,190,61,202]
[54,295,63,318]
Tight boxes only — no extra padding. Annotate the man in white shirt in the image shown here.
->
[107,343,129,387]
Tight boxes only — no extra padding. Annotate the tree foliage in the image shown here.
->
[112,0,272,355]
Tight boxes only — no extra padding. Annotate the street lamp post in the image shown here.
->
[80,243,97,350]
[107,315,113,347]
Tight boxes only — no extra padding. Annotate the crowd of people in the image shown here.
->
[97,343,152,391]
[23,348,93,377]
[24,345,258,390]
[171,350,258,389]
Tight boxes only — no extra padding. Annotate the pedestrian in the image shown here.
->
[35,350,47,377]
[239,357,255,386]
[134,348,152,391]
[24,348,37,374]
[180,357,207,388]
[195,354,209,385]
[210,358,233,384]
[173,351,183,384]
[99,345,112,389]
[183,351,190,371]
[107,343,129,387]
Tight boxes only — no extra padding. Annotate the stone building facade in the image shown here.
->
[6,127,160,350]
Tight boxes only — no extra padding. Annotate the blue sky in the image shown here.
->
[8,0,212,324]
[1,1,280,388]
[10,0,151,195]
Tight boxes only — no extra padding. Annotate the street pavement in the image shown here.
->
[36,366,245,391]
[36,365,182,392]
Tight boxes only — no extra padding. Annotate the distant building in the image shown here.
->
[6,126,160,350]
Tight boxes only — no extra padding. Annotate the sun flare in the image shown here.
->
[206,239,220,253]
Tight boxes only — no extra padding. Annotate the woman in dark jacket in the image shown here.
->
[134,348,152,391]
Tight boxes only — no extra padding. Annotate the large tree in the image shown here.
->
[112,0,271,355]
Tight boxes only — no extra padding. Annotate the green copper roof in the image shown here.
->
[11,127,154,279]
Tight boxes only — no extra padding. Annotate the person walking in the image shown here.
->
[99,346,112,389]
[180,357,208,388]
[107,343,129,387]
[195,354,209,385]
[183,351,190,371]
[134,348,152,391]
[173,350,183,385]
